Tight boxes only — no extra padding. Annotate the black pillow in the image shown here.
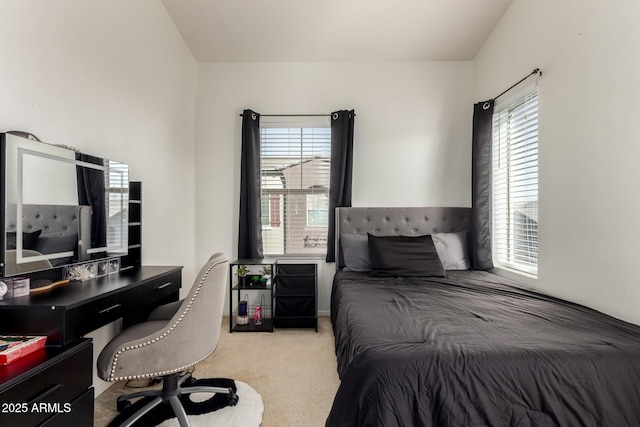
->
[368,233,445,277]
[34,233,78,267]
[6,230,42,250]
[34,232,78,255]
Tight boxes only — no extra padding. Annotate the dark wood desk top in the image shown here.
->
[0,265,183,346]
[0,266,182,310]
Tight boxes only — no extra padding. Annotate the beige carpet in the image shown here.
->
[94,316,340,427]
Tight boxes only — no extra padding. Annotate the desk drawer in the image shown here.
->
[40,387,94,427]
[0,341,92,426]
[139,270,181,302]
[66,293,130,341]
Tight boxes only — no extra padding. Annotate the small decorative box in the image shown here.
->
[12,277,30,298]
[97,260,109,277]
[108,258,120,275]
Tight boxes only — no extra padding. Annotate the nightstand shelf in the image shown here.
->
[121,181,142,271]
[229,259,318,332]
[231,318,274,332]
[229,259,275,333]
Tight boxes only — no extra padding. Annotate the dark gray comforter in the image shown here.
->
[327,271,640,427]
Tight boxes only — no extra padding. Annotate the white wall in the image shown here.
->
[475,0,640,324]
[196,62,474,313]
[0,0,198,394]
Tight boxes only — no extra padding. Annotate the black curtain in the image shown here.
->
[326,110,355,262]
[76,153,107,249]
[238,109,264,259]
[471,101,494,270]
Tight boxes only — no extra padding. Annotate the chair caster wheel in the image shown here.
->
[228,392,239,406]
[117,399,132,412]
[182,375,197,387]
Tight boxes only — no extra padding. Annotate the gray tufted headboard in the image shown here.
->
[6,204,92,262]
[335,207,472,270]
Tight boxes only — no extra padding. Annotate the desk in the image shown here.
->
[0,340,93,426]
[0,265,182,426]
[0,265,182,346]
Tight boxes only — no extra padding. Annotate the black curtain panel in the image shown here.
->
[238,109,264,259]
[326,110,355,262]
[471,100,494,270]
[76,153,107,248]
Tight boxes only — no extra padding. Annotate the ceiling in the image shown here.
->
[161,0,513,62]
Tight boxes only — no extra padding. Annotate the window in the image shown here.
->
[306,192,329,227]
[492,89,539,275]
[105,160,129,249]
[260,196,271,227]
[260,124,331,255]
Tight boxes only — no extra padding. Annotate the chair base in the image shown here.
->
[114,372,238,427]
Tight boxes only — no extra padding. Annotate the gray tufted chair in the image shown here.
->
[97,253,236,427]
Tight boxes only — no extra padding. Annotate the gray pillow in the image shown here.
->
[340,233,370,272]
[432,231,470,270]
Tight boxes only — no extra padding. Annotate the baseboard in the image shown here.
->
[94,380,111,397]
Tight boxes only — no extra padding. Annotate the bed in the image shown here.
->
[5,204,92,271]
[326,207,640,427]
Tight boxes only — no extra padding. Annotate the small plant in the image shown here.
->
[261,265,272,276]
[235,265,248,277]
[235,265,249,286]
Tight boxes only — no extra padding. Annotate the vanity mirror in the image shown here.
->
[1,133,129,277]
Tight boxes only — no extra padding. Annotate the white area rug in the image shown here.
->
[157,381,263,427]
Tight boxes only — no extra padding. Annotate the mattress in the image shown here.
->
[327,270,640,426]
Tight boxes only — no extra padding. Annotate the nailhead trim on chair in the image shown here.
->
[105,257,225,381]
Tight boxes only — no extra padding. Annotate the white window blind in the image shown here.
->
[105,160,129,250]
[260,125,331,255]
[492,90,539,275]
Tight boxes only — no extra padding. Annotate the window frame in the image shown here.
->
[259,119,331,257]
[491,87,539,277]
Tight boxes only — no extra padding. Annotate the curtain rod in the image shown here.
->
[485,68,542,109]
[239,113,356,117]
[239,113,329,117]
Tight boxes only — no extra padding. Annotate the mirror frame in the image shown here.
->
[1,133,129,277]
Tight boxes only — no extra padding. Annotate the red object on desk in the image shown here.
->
[0,336,47,365]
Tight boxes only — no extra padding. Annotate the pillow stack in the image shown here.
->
[340,231,470,277]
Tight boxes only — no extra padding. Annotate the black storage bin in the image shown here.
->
[276,276,315,296]
[273,317,316,328]
[275,296,315,317]
[276,264,316,275]
[274,262,317,331]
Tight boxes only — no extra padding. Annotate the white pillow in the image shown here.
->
[431,231,470,270]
